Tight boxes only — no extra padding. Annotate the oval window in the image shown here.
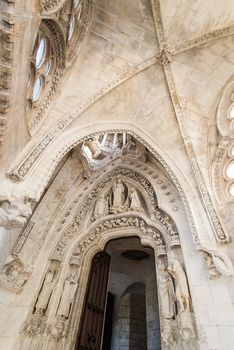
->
[35,38,47,69]
[68,17,75,41]
[226,161,234,179]
[32,76,43,101]
[229,183,234,197]
[228,104,234,120]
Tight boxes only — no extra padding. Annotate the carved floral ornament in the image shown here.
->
[213,80,234,201]
[27,0,92,133]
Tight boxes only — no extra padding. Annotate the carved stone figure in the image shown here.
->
[168,259,190,313]
[0,194,32,229]
[159,263,176,319]
[57,272,78,319]
[93,194,109,220]
[50,315,66,341]
[111,177,126,213]
[35,264,59,313]
[129,187,143,212]
[24,309,45,336]
[198,242,234,278]
[0,258,30,292]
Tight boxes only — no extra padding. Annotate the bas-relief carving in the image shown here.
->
[49,272,78,341]
[0,194,32,229]
[92,177,144,219]
[0,258,31,293]
[24,260,60,336]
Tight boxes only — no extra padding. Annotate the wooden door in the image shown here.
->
[76,251,111,350]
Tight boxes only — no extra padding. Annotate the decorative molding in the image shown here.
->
[8,129,199,244]
[175,25,234,54]
[151,0,229,243]
[12,221,35,256]
[0,0,15,157]
[8,57,157,181]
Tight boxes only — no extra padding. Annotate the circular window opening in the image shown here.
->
[35,38,47,69]
[122,250,150,260]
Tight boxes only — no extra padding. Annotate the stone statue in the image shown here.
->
[35,266,58,313]
[50,315,66,341]
[0,194,32,229]
[129,187,143,212]
[57,272,78,319]
[93,194,109,219]
[198,241,234,278]
[168,259,190,313]
[0,258,30,292]
[111,177,126,213]
[159,263,176,319]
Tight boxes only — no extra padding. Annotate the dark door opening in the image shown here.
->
[75,237,161,350]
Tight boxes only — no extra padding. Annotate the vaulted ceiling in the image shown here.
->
[1,0,234,228]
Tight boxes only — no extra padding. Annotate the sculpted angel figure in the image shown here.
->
[168,258,190,313]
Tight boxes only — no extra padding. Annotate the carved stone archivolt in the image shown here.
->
[52,169,179,260]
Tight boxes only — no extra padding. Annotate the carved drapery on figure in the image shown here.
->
[158,262,176,319]
[50,272,79,341]
[93,194,109,220]
[168,258,191,313]
[129,187,144,212]
[92,177,145,220]
[110,176,127,213]
[24,260,60,336]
